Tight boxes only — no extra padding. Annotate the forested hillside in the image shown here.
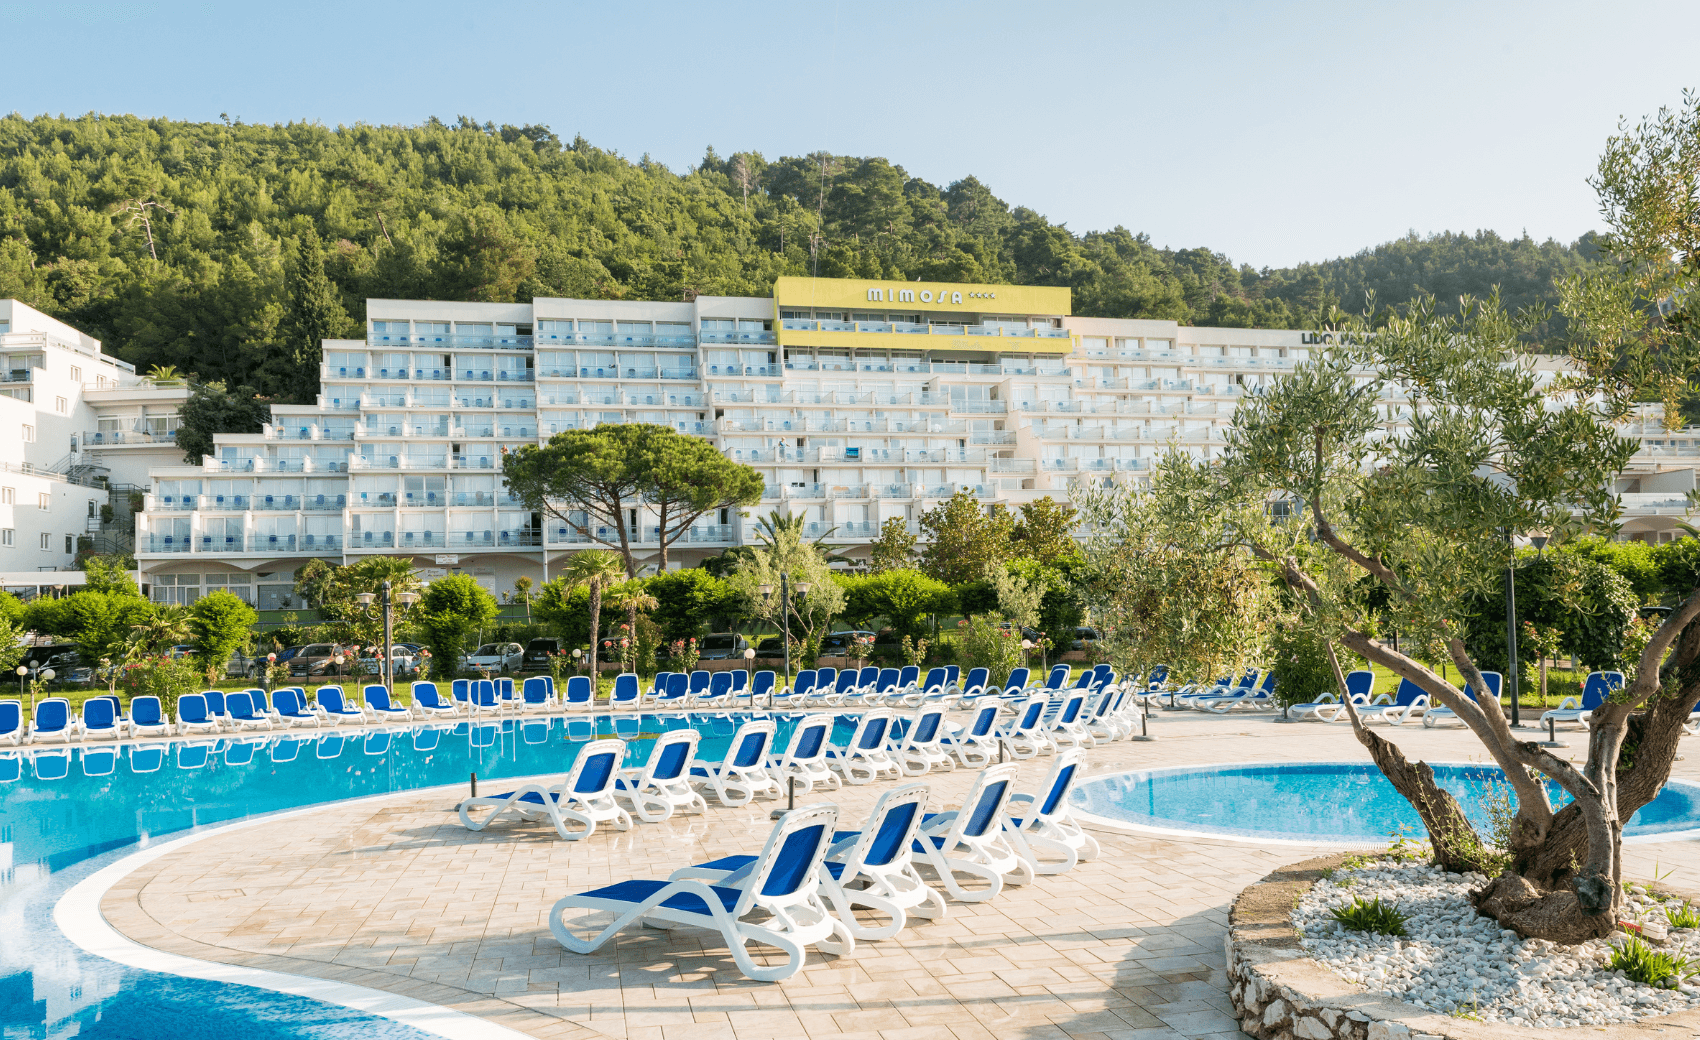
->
[0,113,1592,400]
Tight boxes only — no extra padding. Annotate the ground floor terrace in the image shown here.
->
[47,707,1700,1040]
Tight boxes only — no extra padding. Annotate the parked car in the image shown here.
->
[522,638,561,670]
[754,635,788,657]
[287,643,353,678]
[358,645,418,678]
[1069,626,1100,652]
[818,630,875,656]
[696,633,749,661]
[461,642,524,674]
[226,648,261,678]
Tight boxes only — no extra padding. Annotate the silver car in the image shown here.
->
[460,642,524,674]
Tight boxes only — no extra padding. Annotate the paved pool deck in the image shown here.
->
[97,708,1700,1040]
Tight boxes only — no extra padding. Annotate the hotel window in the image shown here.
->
[151,573,201,605]
[55,396,67,413]
[37,493,49,510]
[38,532,49,550]
[0,529,10,546]
[64,534,72,554]
[21,425,32,442]
[69,366,81,382]
[205,572,255,604]
[0,487,10,504]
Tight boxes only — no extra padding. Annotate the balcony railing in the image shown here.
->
[84,430,177,445]
[263,424,356,441]
[367,333,534,349]
[533,332,699,348]
[697,330,777,345]
[141,534,341,554]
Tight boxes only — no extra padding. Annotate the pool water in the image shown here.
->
[1070,761,1700,843]
[0,711,850,1038]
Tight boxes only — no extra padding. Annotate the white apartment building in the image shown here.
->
[125,277,1700,610]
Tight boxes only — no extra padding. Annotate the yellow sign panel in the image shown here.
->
[773,276,1071,316]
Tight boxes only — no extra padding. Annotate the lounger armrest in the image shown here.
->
[1005,792,1036,810]
[918,810,960,833]
[824,835,860,857]
[668,863,754,885]
[1554,696,1581,710]
[1370,693,1394,704]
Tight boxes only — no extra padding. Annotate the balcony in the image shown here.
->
[786,483,827,500]
[697,329,776,345]
[687,524,734,543]
[84,429,176,445]
[202,457,347,474]
[397,531,449,549]
[829,484,870,499]
[252,495,302,511]
[870,483,913,499]
[151,495,197,511]
[448,492,495,507]
[496,370,534,382]
[263,424,356,442]
[143,537,193,553]
[368,333,534,349]
[989,458,1036,473]
[199,495,250,510]
[533,332,698,348]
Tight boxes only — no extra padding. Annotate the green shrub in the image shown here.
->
[1328,896,1408,936]
[1666,902,1700,929]
[956,613,1022,685]
[1267,625,1361,708]
[1607,934,1699,989]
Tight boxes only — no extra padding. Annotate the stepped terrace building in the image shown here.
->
[129,277,1700,608]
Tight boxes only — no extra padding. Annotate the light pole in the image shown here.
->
[17,664,29,712]
[757,574,812,689]
[743,646,757,708]
[355,580,420,692]
[1504,531,1522,727]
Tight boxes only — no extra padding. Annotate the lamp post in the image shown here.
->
[743,646,757,708]
[17,663,29,712]
[1504,531,1522,727]
[757,574,812,688]
[355,581,420,691]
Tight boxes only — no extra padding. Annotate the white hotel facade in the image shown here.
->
[111,276,1700,611]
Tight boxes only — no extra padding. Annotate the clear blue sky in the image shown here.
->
[8,0,1698,269]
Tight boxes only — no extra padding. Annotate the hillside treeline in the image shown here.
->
[0,113,1591,400]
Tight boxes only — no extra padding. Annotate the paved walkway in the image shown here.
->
[99,709,1700,1040]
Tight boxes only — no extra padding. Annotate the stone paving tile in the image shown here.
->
[98,708,1700,1039]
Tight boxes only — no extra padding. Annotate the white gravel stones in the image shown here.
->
[1293,859,1700,1029]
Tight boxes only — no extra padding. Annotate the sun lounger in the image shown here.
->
[30,698,73,743]
[889,707,952,776]
[78,697,121,741]
[1003,748,1099,874]
[1287,670,1376,722]
[1539,671,1623,730]
[313,686,367,725]
[610,673,641,709]
[519,676,554,713]
[1197,670,1278,713]
[460,737,632,839]
[1355,678,1430,726]
[689,718,780,806]
[699,671,735,708]
[941,702,1002,768]
[911,763,1032,901]
[1045,691,1094,748]
[273,688,324,728]
[550,803,850,981]
[125,695,169,738]
[998,698,1052,759]
[784,669,816,707]
[175,693,219,735]
[560,675,594,710]
[0,700,21,746]
[363,684,413,723]
[410,682,460,718]
[1422,671,1503,728]
[224,691,274,732]
[825,709,903,785]
[768,713,839,794]
[613,729,704,822]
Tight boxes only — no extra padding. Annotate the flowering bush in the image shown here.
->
[546,649,572,684]
[899,635,929,667]
[844,634,874,662]
[116,654,201,717]
[669,636,700,672]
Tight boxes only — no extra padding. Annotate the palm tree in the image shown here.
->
[750,509,855,565]
[130,604,190,655]
[557,550,626,680]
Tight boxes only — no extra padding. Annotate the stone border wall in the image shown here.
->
[1225,853,1700,1040]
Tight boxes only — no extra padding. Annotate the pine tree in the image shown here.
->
[284,232,350,401]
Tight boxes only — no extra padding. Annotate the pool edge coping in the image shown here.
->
[54,780,539,1040]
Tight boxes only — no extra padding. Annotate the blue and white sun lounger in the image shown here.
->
[1003,748,1099,875]
[313,686,366,725]
[78,697,121,741]
[785,669,817,707]
[690,718,780,806]
[941,702,1002,768]
[224,692,274,732]
[273,688,324,728]
[955,667,992,706]
[363,684,413,723]
[550,803,850,981]
[561,675,593,710]
[175,694,218,736]
[610,673,641,709]
[888,707,952,776]
[1045,691,1094,749]
[998,698,1052,759]
[613,728,704,823]
[699,671,735,708]
[127,696,169,738]
[411,682,461,718]
[1287,670,1376,722]
[520,676,555,713]
[460,737,632,839]
[825,709,902,785]
[644,672,673,705]
[911,762,1032,901]
[1355,678,1430,726]
[0,700,21,746]
[768,713,839,794]
[1422,671,1503,728]
[31,698,73,743]
[1540,671,1624,731]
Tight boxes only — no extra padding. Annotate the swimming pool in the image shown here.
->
[0,711,850,1038]
[1069,761,1700,844]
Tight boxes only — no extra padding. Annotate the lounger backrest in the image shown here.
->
[474,679,497,707]
[613,673,639,702]
[570,738,625,795]
[205,689,226,715]
[414,682,441,707]
[227,691,255,718]
[1016,698,1045,731]
[728,720,775,767]
[178,693,209,723]
[665,672,688,699]
[738,803,838,913]
[945,665,959,687]
[273,688,296,714]
[647,729,699,781]
[1394,678,1427,706]
[1091,688,1116,719]
[845,782,929,871]
[1581,671,1624,710]
[876,668,899,692]
[452,679,470,703]
[1461,671,1503,702]
[923,667,946,691]
[650,671,672,698]
[317,687,344,712]
[1344,670,1375,699]
[898,665,918,689]
[1072,672,1092,689]
[1094,664,1113,684]
[1148,664,1169,687]
[709,672,732,698]
[248,687,270,712]
[0,700,21,735]
[964,667,989,693]
[1038,753,1083,817]
[689,670,711,694]
[497,677,514,702]
[834,670,857,695]
[1048,664,1070,689]
[857,666,878,688]
[131,696,162,726]
[83,697,115,729]
[813,666,833,688]
[1006,667,1030,692]
[752,671,775,698]
[787,715,832,761]
[544,676,556,699]
[856,711,891,750]
[523,676,549,704]
[365,685,392,710]
[565,675,592,703]
[731,670,747,691]
[1058,693,1085,724]
[1259,671,1278,694]
[968,703,999,737]
[910,709,943,744]
[956,763,1018,840]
